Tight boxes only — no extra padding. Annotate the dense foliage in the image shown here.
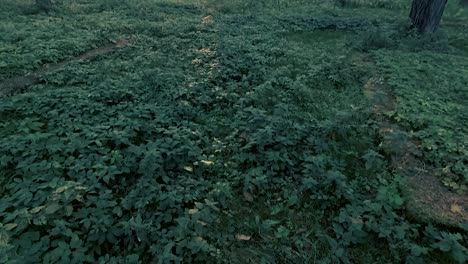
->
[0,0,467,263]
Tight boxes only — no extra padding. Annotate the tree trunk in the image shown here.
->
[36,0,52,13]
[410,0,448,34]
[461,0,468,7]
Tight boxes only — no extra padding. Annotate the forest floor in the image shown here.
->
[0,0,467,263]
[0,39,130,97]
[362,58,468,226]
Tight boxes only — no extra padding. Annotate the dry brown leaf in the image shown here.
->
[352,218,364,224]
[243,192,254,202]
[55,186,69,194]
[202,16,214,25]
[201,160,214,166]
[235,234,251,241]
[195,236,209,245]
[450,204,462,214]
[188,209,199,215]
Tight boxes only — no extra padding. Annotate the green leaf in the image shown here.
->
[275,226,290,238]
[70,234,82,249]
[65,205,73,216]
[45,203,61,215]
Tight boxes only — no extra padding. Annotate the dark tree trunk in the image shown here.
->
[35,0,52,13]
[461,0,468,7]
[410,0,448,34]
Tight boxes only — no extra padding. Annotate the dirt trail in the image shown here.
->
[362,65,468,226]
[0,39,130,98]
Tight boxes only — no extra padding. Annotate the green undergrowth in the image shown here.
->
[0,0,108,80]
[346,0,468,194]
[374,50,468,194]
[0,0,467,263]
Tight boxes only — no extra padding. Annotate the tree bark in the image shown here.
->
[410,0,448,34]
[461,0,468,7]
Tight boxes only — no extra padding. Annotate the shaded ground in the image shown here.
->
[363,69,468,226]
